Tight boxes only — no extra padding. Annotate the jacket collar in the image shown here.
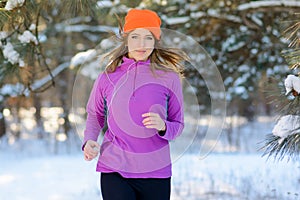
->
[119,56,150,70]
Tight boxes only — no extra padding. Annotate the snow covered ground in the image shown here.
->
[0,109,300,200]
[0,150,299,200]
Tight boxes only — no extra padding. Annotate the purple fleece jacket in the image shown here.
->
[83,56,184,178]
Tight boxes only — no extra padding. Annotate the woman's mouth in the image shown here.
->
[135,50,146,54]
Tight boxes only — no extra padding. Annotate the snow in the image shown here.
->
[70,49,106,80]
[0,31,7,41]
[163,16,190,25]
[0,62,69,99]
[190,11,206,19]
[238,1,300,11]
[62,17,92,25]
[100,38,116,49]
[97,0,113,8]
[233,86,246,95]
[234,73,251,86]
[284,74,300,95]
[250,13,263,27]
[222,35,246,52]
[227,41,246,52]
[70,49,97,68]
[0,83,24,97]
[29,24,36,31]
[0,145,299,199]
[272,115,300,141]
[224,77,233,86]
[18,30,38,45]
[55,24,118,34]
[80,59,104,80]
[2,42,25,67]
[1,107,300,199]
[189,11,241,24]
[4,0,25,11]
[238,65,250,73]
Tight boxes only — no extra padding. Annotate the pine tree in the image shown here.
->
[0,0,98,139]
[261,15,300,161]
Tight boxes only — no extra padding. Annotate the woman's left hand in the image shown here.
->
[142,112,166,131]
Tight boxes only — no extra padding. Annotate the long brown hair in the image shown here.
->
[103,15,189,78]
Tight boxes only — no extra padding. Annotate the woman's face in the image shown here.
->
[127,28,155,61]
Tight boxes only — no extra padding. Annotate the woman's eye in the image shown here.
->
[131,35,138,39]
[146,36,153,40]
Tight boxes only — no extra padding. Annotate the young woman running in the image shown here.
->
[83,8,189,200]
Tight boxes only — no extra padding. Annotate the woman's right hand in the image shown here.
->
[83,140,100,161]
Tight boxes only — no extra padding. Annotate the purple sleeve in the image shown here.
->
[159,75,184,141]
[82,75,106,150]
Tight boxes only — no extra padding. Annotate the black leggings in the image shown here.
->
[100,172,171,200]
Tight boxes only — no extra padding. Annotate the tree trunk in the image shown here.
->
[0,105,6,138]
[58,69,72,153]
[33,93,46,139]
[55,34,73,153]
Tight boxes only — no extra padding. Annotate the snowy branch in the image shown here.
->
[4,0,25,11]
[28,62,70,92]
[163,16,190,25]
[238,1,300,11]
[164,11,242,26]
[54,24,118,34]
[186,1,300,29]
[0,62,70,101]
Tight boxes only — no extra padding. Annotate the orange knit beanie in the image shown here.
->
[123,9,161,40]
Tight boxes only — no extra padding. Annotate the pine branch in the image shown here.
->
[283,21,300,48]
[282,49,300,71]
[281,14,300,71]
[261,77,300,160]
[261,132,300,161]
[263,16,300,160]
[61,0,98,18]
[263,78,296,116]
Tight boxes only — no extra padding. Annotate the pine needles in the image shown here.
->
[260,14,300,160]
[261,132,300,161]
[281,14,300,73]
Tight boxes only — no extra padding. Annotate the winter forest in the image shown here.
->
[1,0,300,199]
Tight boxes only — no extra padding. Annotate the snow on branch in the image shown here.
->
[1,42,25,67]
[28,62,70,92]
[165,1,300,27]
[70,49,97,68]
[18,30,38,45]
[54,24,118,34]
[0,83,25,98]
[238,1,300,11]
[4,0,25,11]
[165,11,242,26]
[163,16,190,25]
[0,62,70,102]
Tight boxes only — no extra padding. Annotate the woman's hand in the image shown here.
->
[142,112,166,131]
[83,140,100,161]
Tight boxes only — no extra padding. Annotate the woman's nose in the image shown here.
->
[137,38,146,48]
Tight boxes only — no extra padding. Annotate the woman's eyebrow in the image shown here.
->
[130,33,153,37]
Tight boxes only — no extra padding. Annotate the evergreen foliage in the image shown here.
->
[261,16,300,160]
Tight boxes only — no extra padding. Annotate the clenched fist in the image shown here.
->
[142,112,166,131]
[83,140,100,161]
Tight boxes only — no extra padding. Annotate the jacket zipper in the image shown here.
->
[132,62,138,97]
